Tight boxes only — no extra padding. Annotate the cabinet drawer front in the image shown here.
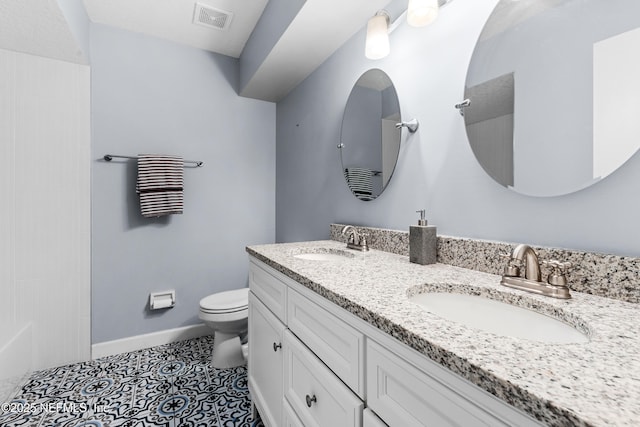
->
[248,292,285,427]
[249,260,287,322]
[366,340,510,427]
[287,288,364,396]
[284,330,363,427]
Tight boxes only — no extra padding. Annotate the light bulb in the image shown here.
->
[407,0,439,27]
[365,13,390,60]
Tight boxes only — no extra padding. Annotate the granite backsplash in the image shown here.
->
[330,223,640,304]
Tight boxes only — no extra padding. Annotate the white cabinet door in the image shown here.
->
[284,330,363,427]
[364,408,388,427]
[283,398,305,427]
[287,288,364,397]
[248,292,285,427]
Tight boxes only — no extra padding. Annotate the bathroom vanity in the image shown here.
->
[247,238,640,427]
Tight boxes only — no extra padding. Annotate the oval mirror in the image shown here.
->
[463,0,640,196]
[340,69,401,201]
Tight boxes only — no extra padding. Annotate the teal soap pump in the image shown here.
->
[409,210,437,265]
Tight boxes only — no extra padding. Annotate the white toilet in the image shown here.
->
[198,288,249,369]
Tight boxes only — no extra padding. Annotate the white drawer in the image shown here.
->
[367,340,526,427]
[284,330,363,427]
[287,288,365,397]
[249,259,287,322]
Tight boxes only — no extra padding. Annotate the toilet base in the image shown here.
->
[211,331,246,369]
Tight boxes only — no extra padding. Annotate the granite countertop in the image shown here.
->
[246,240,640,427]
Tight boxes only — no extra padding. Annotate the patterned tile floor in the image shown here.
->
[1,336,263,427]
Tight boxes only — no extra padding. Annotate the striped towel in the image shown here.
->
[344,167,373,201]
[136,154,184,218]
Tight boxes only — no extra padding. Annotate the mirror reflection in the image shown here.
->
[464,0,640,196]
[340,69,401,201]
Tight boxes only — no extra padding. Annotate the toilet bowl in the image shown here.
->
[198,288,249,369]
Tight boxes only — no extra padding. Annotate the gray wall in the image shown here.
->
[91,24,275,344]
[275,0,640,257]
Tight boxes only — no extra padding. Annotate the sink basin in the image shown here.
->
[294,253,349,261]
[409,292,589,344]
[293,251,353,261]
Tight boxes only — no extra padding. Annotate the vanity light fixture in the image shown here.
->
[365,0,452,60]
[365,11,391,60]
[407,0,439,27]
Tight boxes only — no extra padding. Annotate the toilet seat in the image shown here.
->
[200,305,247,314]
[199,288,248,312]
[199,288,249,320]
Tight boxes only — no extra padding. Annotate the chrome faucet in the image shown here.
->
[341,225,369,252]
[500,244,571,299]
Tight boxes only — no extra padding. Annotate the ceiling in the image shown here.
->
[83,0,391,102]
[0,0,86,64]
[83,0,269,58]
[2,0,392,102]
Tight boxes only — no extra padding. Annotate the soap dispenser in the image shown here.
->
[410,210,437,265]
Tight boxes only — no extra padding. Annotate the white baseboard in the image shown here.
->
[92,324,211,359]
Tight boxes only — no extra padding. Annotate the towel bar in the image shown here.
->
[103,154,204,167]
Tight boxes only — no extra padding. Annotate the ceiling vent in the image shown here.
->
[193,3,233,31]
